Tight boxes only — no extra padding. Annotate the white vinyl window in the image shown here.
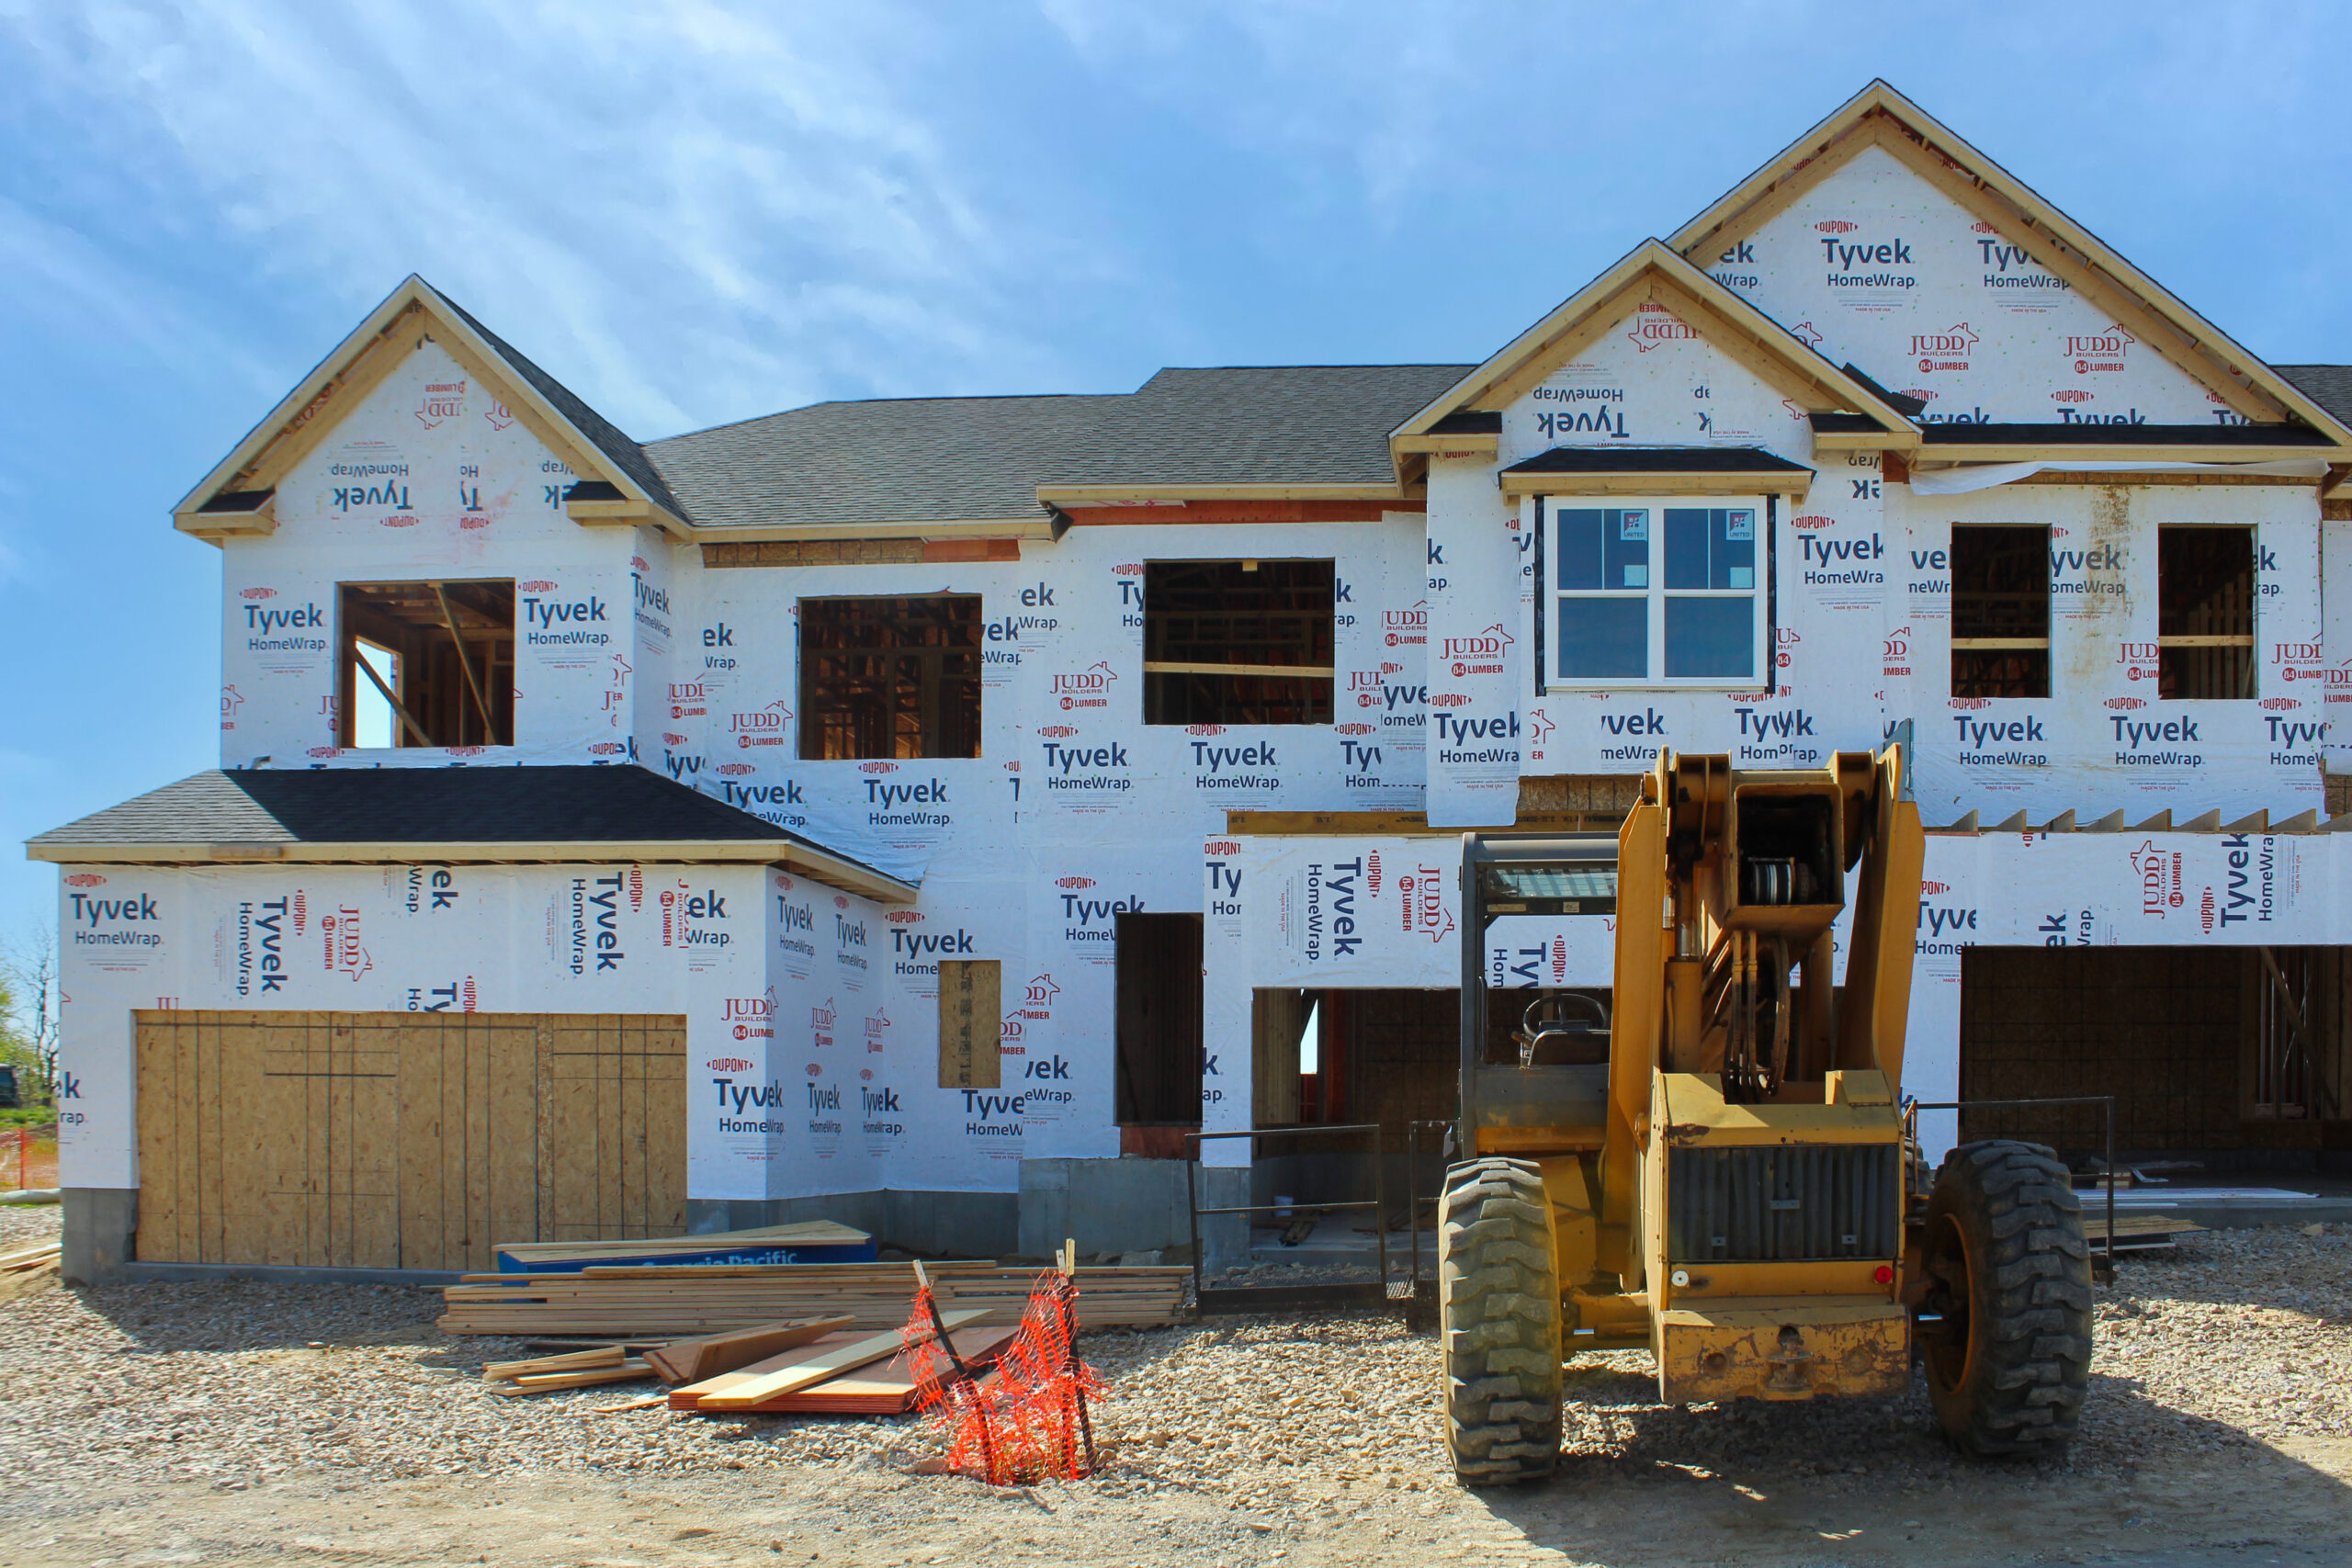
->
[1540,497,1768,688]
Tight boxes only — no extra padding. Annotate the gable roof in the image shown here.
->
[174,275,689,542]
[27,765,915,901]
[1668,80,2352,451]
[1388,239,1920,466]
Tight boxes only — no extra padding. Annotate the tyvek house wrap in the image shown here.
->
[220,343,647,770]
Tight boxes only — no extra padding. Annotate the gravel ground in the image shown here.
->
[1,1222,2346,1565]
[0,1202,62,1251]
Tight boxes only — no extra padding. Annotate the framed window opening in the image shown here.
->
[2157,525,2255,700]
[1535,497,1770,689]
[1950,524,2050,699]
[336,580,515,749]
[1142,559,1334,725]
[798,594,983,761]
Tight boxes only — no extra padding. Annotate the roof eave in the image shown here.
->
[29,837,918,903]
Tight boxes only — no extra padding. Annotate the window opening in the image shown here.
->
[1950,525,2049,699]
[1544,500,1765,686]
[799,595,982,760]
[2158,525,2255,700]
[1142,560,1333,725]
[337,581,514,749]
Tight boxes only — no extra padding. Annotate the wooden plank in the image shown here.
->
[494,1359,658,1396]
[938,960,1002,1089]
[133,1014,178,1262]
[303,1013,333,1266]
[349,1020,402,1269]
[326,1016,354,1269]
[642,1315,855,1385]
[464,1013,492,1272]
[195,1011,226,1264]
[643,1017,687,1235]
[397,1014,442,1269]
[695,1312,988,1410]
[483,1345,626,1381]
[217,1014,268,1266]
[535,1016,557,1243]
[488,1018,538,1260]
[619,1020,646,1240]
[174,1010,202,1263]
[597,1013,622,1239]
[551,1020,598,1241]
[752,1326,1019,1415]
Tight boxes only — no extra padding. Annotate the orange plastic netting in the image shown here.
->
[901,1270,1103,1484]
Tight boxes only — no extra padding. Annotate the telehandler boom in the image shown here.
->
[1440,745,2095,1483]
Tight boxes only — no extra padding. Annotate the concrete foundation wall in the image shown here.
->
[62,1187,136,1287]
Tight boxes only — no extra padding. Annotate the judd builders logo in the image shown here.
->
[415,380,466,429]
[1912,323,1978,373]
[1625,301,1700,354]
[2065,324,2134,375]
[1383,602,1429,648]
[1442,625,1512,679]
[1053,660,1116,711]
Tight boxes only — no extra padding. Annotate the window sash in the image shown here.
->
[1540,498,1766,690]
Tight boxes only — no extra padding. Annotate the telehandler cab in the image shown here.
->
[1440,745,2095,1483]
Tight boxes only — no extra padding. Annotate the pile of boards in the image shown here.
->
[478,1310,1018,1417]
[438,1259,1188,1338]
[0,1239,59,1274]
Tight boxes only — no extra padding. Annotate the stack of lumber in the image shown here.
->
[481,1345,658,1397]
[668,1312,1012,1416]
[437,1260,1187,1337]
[494,1221,874,1273]
[0,1239,59,1274]
[2081,1212,2205,1251]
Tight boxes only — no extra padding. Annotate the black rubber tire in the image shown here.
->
[1919,1139,2095,1457]
[1437,1156,1562,1485]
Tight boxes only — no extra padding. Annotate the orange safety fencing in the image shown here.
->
[4,1129,57,1190]
[901,1269,1105,1485]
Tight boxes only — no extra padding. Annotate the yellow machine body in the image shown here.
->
[1463,746,1926,1404]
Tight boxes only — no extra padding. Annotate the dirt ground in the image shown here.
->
[4,1210,2347,1568]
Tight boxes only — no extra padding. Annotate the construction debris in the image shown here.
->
[435,1261,1189,1337]
[478,1345,660,1398]
[640,1315,854,1384]
[0,1239,60,1273]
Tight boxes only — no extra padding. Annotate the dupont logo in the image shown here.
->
[240,587,277,600]
[631,555,650,571]
[1790,514,1834,531]
[806,1064,823,1078]
[518,580,556,592]
[1367,851,1383,896]
[2052,389,2092,404]
[1971,220,1999,234]
[1187,724,1227,736]
[2065,324,2134,374]
[1912,322,1979,372]
[1335,722,1374,736]
[707,1057,754,1073]
[1430,693,1471,707]
[445,746,485,758]
[1204,840,1240,856]
[1815,220,1857,234]
[715,762,754,776]
[379,514,420,528]
[1625,301,1700,353]
[1950,697,1991,710]
[2260,696,2302,711]
[662,731,688,745]
[1902,387,1935,402]
[2105,696,2147,711]
[1113,563,1143,575]
[1035,725,1078,739]
[861,761,899,774]
[1921,881,1951,896]
[1056,876,1096,889]
[775,874,794,891]
[307,746,341,758]
[62,874,106,887]
[885,910,922,924]
[833,896,849,909]
[588,741,625,755]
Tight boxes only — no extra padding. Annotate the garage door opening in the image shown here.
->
[1958,947,2350,1167]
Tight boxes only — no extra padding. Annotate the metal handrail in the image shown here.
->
[1906,1094,2115,1280]
[1185,1122,1390,1316]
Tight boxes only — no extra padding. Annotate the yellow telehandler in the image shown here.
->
[1440,745,2094,1483]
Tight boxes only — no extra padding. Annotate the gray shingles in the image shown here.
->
[642,364,1473,530]
[30,766,878,874]
[2275,366,2352,426]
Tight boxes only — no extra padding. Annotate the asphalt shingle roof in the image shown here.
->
[2275,366,2352,426]
[642,364,1473,530]
[31,765,869,863]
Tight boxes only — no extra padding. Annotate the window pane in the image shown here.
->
[1664,507,1757,591]
[1555,509,1603,591]
[1664,596,1752,678]
[1606,509,1649,591]
[1556,596,1646,680]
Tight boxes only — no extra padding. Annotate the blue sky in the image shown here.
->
[5,1,2352,945]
